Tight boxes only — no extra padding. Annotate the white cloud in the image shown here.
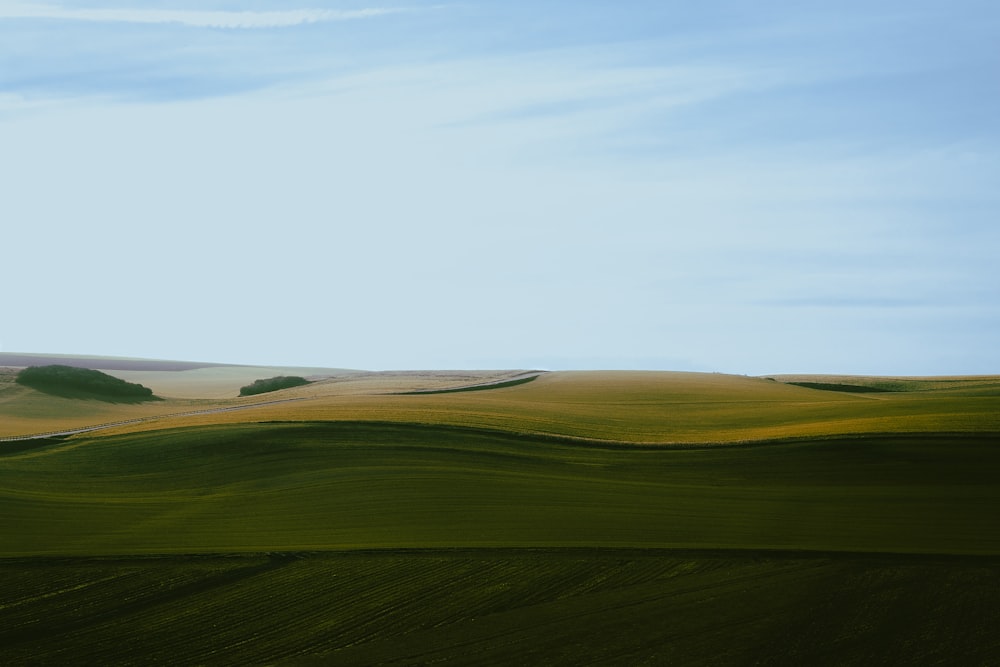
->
[0,2,408,28]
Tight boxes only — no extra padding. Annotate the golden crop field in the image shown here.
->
[0,364,538,438]
[3,365,999,443]
[2,358,999,664]
[94,370,1000,443]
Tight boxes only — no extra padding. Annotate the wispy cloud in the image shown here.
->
[763,296,934,309]
[0,2,408,29]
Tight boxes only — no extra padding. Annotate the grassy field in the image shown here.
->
[1,361,999,663]
[0,361,541,437]
[4,359,999,443]
[2,551,997,665]
[5,369,989,443]
[3,422,999,556]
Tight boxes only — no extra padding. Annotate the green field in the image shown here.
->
[1,363,999,664]
[4,423,999,556]
[2,551,997,666]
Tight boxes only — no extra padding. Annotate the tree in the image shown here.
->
[239,376,311,397]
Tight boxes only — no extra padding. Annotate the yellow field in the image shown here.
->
[5,364,996,444]
[107,365,350,399]
[170,370,1000,443]
[0,366,537,438]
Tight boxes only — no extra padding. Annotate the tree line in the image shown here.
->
[239,376,311,397]
[16,365,156,400]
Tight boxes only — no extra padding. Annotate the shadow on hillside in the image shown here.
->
[0,436,71,457]
[786,382,893,393]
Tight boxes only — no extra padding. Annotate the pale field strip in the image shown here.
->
[0,369,539,440]
[2,366,998,444]
[0,396,312,442]
[83,371,1000,444]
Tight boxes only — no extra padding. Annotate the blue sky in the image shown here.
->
[1,1,998,373]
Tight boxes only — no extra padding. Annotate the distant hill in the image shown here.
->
[0,353,230,372]
[16,365,159,402]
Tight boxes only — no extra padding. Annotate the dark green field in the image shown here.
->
[5,423,1000,555]
[2,421,999,664]
[2,551,998,666]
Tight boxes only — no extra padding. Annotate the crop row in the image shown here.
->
[2,551,998,665]
[3,423,1000,557]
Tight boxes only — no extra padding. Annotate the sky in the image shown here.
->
[1,0,998,374]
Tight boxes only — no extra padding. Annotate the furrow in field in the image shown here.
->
[0,560,256,659]
[2,552,999,665]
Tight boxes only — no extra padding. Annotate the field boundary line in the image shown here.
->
[4,413,999,449]
[247,419,1000,450]
[391,371,546,395]
[0,397,313,443]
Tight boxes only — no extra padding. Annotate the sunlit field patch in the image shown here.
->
[68,370,1000,444]
[2,362,998,664]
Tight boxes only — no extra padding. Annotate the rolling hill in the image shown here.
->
[1,354,999,664]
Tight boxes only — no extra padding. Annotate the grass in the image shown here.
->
[3,422,998,556]
[15,369,989,444]
[2,367,999,663]
[2,551,997,665]
[0,368,538,437]
[0,378,197,438]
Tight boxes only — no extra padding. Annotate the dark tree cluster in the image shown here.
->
[16,365,156,400]
[239,376,311,397]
